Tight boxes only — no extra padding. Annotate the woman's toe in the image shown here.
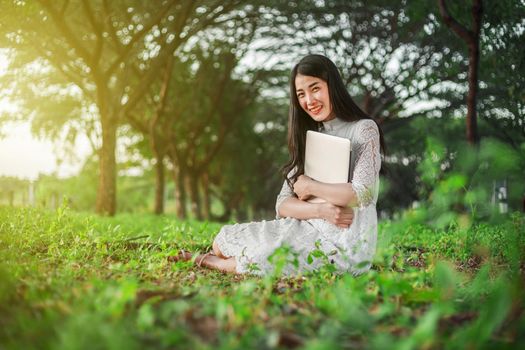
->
[167,250,193,262]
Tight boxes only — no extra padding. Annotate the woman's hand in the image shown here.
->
[318,202,354,228]
[293,175,314,200]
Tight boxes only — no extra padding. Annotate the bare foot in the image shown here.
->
[167,250,193,263]
[168,251,236,273]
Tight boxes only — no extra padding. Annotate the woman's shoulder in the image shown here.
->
[334,118,378,142]
[354,119,379,143]
[340,118,377,130]
[355,118,378,128]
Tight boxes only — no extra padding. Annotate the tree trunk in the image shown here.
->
[96,115,117,216]
[172,164,187,219]
[466,4,481,145]
[236,207,248,222]
[202,172,210,220]
[363,90,373,115]
[438,0,482,145]
[149,55,172,215]
[189,174,203,220]
[153,155,165,215]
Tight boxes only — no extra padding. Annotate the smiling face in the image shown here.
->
[294,74,334,122]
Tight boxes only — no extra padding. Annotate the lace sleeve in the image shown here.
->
[275,170,297,219]
[351,120,381,207]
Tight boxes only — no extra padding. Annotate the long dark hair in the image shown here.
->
[282,54,386,187]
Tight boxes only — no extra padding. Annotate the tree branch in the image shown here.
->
[438,0,474,44]
[149,54,174,156]
[120,52,170,117]
[126,112,148,134]
[81,0,104,66]
[195,81,257,175]
[181,0,244,42]
[192,56,236,140]
[37,0,93,71]
[32,41,96,101]
[105,0,178,77]
[102,0,125,54]
[59,0,70,16]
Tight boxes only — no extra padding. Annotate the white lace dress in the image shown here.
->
[214,118,381,276]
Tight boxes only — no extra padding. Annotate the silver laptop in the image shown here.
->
[304,130,351,203]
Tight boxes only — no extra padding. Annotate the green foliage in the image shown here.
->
[1,206,524,349]
[411,136,525,230]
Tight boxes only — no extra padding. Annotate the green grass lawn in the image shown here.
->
[1,206,524,349]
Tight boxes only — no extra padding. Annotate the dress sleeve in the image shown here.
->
[275,170,297,219]
[351,120,381,207]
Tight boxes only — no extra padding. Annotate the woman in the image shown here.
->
[173,54,385,276]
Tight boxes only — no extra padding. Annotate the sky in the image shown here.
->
[0,122,90,181]
[0,123,56,180]
[0,52,89,180]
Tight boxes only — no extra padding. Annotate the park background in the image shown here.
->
[1,1,524,349]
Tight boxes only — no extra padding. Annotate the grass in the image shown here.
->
[0,205,524,349]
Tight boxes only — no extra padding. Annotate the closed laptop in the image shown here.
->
[304,130,351,203]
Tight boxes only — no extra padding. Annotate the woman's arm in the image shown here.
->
[293,175,357,207]
[278,196,354,228]
[277,196,321,219]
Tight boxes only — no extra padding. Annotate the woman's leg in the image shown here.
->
[193,239,236,273]
[195,253,237,273]
[168,239,237,273]
[212,240,227,258]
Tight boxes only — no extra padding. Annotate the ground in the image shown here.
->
[0,206,524,349]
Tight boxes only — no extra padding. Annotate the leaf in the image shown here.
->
[307,254,314,265]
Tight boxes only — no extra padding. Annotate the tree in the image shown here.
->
[123,54,174,215]
[161,47,262,220]
[477,1,525,149]
[438,0,483,145]
[1,0,254,215]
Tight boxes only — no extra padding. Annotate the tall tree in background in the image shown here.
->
[477,1,525,149]
[1,0,252,215]
[123,8,260,217]
[124,54,174,215]
[438,0,483,145]
[163,48,261,220]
